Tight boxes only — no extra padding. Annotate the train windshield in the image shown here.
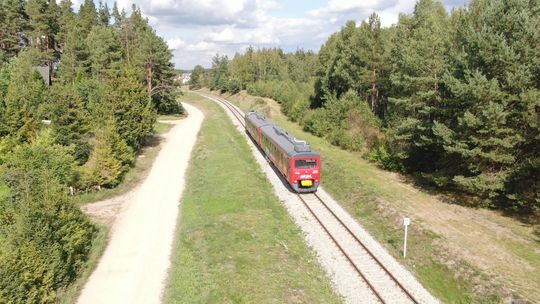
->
[295,159,317,169]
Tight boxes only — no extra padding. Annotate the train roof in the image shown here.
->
[260,123,319,158]
[246,110,319,158]
[245,111,271,128]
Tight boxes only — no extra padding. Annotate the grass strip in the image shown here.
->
[164,93,341,303]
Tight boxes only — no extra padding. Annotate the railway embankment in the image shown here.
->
[201,92,438,303]
[164,93,341,303]
[210,89,540,303]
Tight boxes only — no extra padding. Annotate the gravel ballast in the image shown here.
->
[203,93,439,304]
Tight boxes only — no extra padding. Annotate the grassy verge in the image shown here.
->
[212,89,540,303]
[164,92,341,303]
[158,114,186,121]
[74,121,174,205]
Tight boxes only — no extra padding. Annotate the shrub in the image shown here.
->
[226,77,241,94]
[0,136,96,303]
[368,145,402,171]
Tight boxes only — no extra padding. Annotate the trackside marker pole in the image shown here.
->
[403,217,410,258]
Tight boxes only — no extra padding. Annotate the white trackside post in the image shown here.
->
[403,217,410,258]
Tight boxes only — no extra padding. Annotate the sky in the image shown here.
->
[92,0,470,69]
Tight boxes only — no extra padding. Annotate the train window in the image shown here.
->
[295,159,317,169]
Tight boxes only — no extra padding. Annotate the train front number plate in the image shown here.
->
[300,180,313,187]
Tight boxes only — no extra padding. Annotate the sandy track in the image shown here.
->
[77,103,204,304]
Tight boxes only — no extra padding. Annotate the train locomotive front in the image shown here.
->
[245,111,320,193]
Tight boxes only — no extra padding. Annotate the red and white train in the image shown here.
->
[245,111,320,193]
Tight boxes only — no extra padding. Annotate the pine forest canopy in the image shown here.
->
[196,0,539,214]
[0,1,181,302]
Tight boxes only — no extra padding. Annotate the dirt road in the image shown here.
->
[77,103,204,304]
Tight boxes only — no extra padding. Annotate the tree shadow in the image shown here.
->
[141,133,163,149]
[401,173,540,229]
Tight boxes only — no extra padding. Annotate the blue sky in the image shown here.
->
[91,0,469,69]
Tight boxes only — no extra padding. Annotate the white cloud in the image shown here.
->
[167,37,186,49]
[308,0,398,18]
[110,0,470,69]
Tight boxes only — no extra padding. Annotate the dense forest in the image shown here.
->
[0,0,179,302]
[192,0,539,213]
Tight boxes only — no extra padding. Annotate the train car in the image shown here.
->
[245,111,320,193]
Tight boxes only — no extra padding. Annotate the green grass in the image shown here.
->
[154,121,175,134]
[74,120,175,205]
[164,93,341,303]
[158,114,186,121]
[0,182,8,201]
[215,90,508,303]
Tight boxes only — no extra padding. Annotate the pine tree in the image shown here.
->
[111,2,123,28]
[57,26,89,83]
[56,0,75,50]
[98,1,110,25]
[210,54,229,92]
[2,50,46,142]
[106,70,156,149]
[433,0,539,209]
[387,0,451,173]
[86,25,122,79]
[78,0,97,34]
[26,0,58,60]
[0,0,28,59]
[47,83,91,163]
[356,13,392,116]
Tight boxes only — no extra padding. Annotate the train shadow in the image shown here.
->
[244,131,298,194]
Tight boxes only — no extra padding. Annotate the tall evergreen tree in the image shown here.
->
[48,83,91,163]
[106,70,156,149]
[433,0,539,209]
[78,0,97,34]
[56,0,75,50]
[86,25,122,79]
[26,0,58,60]
[57,26,89,83]
[111,2,124,28]
[0,0,28,59]
[387,0,451,172]
[98,1,110,25]
[357,13,392,116]
[2,50,46,142]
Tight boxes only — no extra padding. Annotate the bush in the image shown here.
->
[0,136,96,303]
[226,78,241,94]
[246,79,312,121]
[368,145,402,171]
[79,123,134,190]
[304,91,383,152]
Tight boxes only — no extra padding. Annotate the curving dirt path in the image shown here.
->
[77,103,204,304]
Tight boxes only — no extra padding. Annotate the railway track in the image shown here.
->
[198,92,423,304]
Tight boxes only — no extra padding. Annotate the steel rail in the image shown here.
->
[311,193,419,304]
[200,92,420,304]
[295,194,386,303]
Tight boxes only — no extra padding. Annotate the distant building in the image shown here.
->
[176,73,191,84]
[32,66,51,85]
